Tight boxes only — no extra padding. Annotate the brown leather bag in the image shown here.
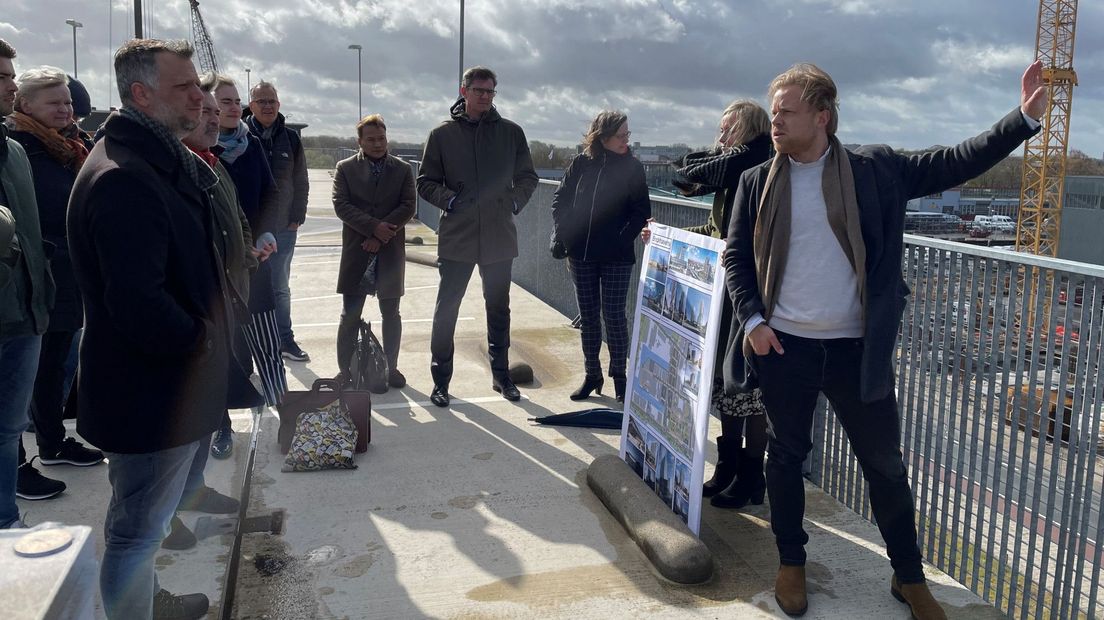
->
[277,378,370,454]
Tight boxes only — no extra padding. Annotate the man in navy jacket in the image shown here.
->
[724,61,1045,619]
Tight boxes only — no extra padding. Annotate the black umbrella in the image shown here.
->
[529,407,623,430]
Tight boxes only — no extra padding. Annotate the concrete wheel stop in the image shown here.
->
[586,454,714,584]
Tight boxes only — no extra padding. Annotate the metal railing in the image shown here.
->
[812,236,1104,619]
[410,162,1104,618]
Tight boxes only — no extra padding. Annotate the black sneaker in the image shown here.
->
[179,486,239,514]
[210,427,233,460]
[281,341,310,362]
[152,588,209,620]
[38,437,105,467]
[16,457,66,500]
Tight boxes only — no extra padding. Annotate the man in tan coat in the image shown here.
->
[333,114,416,388]
[417,66,538,407]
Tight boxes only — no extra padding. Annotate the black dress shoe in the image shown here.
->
[492,376,521,401]
[388,368,407,388]
[430,385,450,407]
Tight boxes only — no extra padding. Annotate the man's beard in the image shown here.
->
[149,98,200,137]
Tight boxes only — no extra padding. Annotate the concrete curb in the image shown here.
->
[586,454,714,584]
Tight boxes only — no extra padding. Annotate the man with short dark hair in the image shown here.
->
[68,38,235,619]
[0,38,55,530]
[333,114,416,388]
[247,80,309,362]
[418,66,538,406]
[724,61,1046,619]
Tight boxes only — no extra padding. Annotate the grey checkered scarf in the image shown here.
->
[120,107,218,191]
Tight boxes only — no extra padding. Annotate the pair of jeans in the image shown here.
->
[567,259,632,378]
[336,294,401,375]
[0,334,42,528]
[100,441,200,618]
[430,259,511,387]
[270,228,298,347]
[754,330,925,584]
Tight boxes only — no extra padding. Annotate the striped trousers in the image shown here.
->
[568,258,633,379]
[241,310,288,406]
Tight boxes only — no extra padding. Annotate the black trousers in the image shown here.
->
[430,258,512,387]
[755,330,924,584]
[30,330,77,452]
[336,294,402,375]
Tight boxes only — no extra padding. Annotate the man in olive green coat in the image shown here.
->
[417,66,538,407]
[0,38,54,529]
[333,114,416,388]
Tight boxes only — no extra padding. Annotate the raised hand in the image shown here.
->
[1021,60,1048,122]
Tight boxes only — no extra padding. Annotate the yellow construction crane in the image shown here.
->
[1016,0,1078,256]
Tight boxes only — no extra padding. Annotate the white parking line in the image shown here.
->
[291,285,439,304]
[294,317,474,328]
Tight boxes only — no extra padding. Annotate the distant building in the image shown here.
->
[1058,176,1104,265]
[907,188,1020,219]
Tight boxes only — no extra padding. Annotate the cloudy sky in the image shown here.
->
[3,1,1102,155]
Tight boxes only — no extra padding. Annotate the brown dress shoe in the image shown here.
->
[892,576,947,620]
[775,565,808,617]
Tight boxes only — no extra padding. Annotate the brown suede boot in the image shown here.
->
[775,565,808,617]
[891,576,947,620]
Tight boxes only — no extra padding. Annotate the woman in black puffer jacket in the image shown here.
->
[551,110,650,402]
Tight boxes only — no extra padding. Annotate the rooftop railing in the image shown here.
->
[411,167,1104,619]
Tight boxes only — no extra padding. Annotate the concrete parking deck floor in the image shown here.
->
[15,170,1002,619]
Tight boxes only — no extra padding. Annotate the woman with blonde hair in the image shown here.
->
[551,110,651,402]
[7,66,102,501]
[643,99,772,509]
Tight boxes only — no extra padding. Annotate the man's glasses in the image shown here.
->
[253,99,278,108]
[468,87,496,98]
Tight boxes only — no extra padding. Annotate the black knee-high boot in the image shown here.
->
[704,414,743,497]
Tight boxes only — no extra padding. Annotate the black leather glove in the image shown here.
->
[550,238,568,260]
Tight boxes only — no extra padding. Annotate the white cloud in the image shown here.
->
[0,0,1100,156]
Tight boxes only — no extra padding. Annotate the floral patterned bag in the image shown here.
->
[282,401,359,472]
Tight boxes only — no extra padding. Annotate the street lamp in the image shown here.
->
[347,44,362,120]
[65,19,83,78]
[244,67,251,93]
[458,0,465,89]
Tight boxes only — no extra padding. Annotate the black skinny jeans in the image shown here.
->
[754,330,924,584]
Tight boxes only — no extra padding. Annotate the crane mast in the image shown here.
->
[189,0,219,74]
[1015,0,1078,256]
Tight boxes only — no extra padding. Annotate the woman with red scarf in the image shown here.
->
[6,66,102,502]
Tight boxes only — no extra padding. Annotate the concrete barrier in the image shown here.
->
[586,454,713,584]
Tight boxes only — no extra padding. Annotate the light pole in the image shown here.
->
[347,44,362,120]
[245,67,251,93]
[458,0,465,89]
[65,19,83,78]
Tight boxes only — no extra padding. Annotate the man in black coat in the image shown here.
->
[723,61,1045,619]
[67,38,235,620]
